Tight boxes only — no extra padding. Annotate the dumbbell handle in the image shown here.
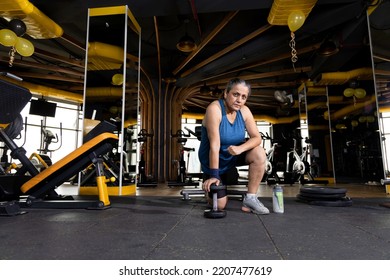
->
[210,184,226,211]
[210,184,227,192]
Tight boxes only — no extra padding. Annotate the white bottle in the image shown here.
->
[272,184,284,214]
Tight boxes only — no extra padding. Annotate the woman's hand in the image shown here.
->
[226,145,243,156]
[202,177,220,192]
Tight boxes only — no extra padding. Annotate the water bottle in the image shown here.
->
[272,184,284,214]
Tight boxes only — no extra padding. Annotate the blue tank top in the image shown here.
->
[198,99,246,175]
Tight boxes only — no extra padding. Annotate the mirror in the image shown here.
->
[369,5,390,183]
[82,5,141,194]
[325,13,384,184]
[298,84,308,150]
[303,83,334,182]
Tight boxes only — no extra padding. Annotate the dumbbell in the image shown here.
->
[204,183,227,219]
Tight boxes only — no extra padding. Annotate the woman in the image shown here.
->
[198,78,269,214]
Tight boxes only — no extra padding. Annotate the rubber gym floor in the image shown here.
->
[1,183,390,260]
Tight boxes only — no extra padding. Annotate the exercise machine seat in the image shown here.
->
[20,132,118,198]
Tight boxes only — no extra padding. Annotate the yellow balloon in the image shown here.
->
[109,106,118,114]
[287,11,305,32]
[323,110,329,120]
[354,88,366,99]
[112,73,124,85]
[15,37,34,56]
[343,88,355,97]
[366,115,375,123]
[335,124,346,129]
[0,29,17,47]
[358,116,367,123]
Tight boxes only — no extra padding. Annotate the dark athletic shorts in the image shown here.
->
[203,151,247,199]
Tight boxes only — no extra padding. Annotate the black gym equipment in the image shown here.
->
[296,186,352,207]
[0,78,118,215]
[204,183,227,219]
[298,139,328,185]
[75,120,123,187]
[0,114,24,174]
[39,122,62,155]
[180,180,248,201]
[184,126,201,141]
[284,137,306,184]
[283,136,328,185]
[136,129,157,187]
[32,121,63,171]
[260,132,282,184]
[182,127,203,181]
[168,129,200,187]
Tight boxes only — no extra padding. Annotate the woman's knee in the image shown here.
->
[246,145,266,164]
[218,196,228,210]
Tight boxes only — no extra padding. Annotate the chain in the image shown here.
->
[8,46,16,67]
[289,32,298,69]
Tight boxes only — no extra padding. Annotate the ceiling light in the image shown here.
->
[318,39,339,56]
[176,33,197,52]
[176,19,197,53]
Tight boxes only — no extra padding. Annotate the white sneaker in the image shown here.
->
[242,195,270,215]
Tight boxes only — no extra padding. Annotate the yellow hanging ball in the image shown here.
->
[15,37,34,57]
[0,29,17,47]
[109,106,118,114]
[287,11,306,32]
[323,110,329,120]
[354,88,366,99]
[366,115,375,123]
[112,73,124,85]
[335,124,346,129]
[343,88,355,98]
[358,116,367,123]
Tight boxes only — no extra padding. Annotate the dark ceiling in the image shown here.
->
[1,0,390,120]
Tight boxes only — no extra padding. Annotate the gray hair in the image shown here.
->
[225,78,251,96]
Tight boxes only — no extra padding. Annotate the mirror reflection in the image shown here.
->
[294,13,384,185]
[369,6,390,183]
[82,6,140,193]
[294,12,386,186]
[304,84,334,182]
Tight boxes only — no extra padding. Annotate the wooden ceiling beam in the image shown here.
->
[180,23,273,78]
[33,47,84,68]
[173,11,239,75]
[203,43,321,82]
[199,67,311,88]
[239,66,312,81]
[0,56,84,76]
[251,81,298,88]
[8,71,83,83]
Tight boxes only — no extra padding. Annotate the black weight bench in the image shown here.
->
[19,132,118,208]
[0,78,118,214]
